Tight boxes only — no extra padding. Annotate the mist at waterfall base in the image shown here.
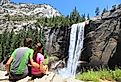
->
[57,22,85,78]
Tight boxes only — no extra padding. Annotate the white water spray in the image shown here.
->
[58,22,85,78]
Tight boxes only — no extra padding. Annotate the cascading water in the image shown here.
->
[58,22,85,78]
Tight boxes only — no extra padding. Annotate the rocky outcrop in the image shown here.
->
[0,19,37,34]
[43,26,71,71]
[81,4,121,69]
[0,71,83,82]
[0,0,10,5]
[44,26,70,59]
[0,1,61,18]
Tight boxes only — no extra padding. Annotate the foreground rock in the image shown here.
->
[0,71,83,82]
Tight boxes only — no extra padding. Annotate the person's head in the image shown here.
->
[35,43,43,53]
[24,38,32,48]
[33,42,43,62]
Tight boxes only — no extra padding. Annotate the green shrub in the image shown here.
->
[112,69,121,81]
[76,69,100,82]
[76,68,121,82]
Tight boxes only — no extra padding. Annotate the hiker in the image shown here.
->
[31,42,49,80]
[5,38,40,82]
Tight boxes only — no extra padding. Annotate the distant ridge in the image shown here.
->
[0,0,61,18]
[0,0,10,5]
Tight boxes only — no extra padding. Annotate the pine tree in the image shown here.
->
[70,7,81,24]
[87,13,90,20]
[95,7,100,16]
[101,8,108,16]
[65,15,70,26]
[81,14,86,21]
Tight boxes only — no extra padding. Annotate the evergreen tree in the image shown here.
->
[87,13,90,20]
[101,8,108,16]
[70,7,81,24]
[65,15,70,26]
[81,14,86,21]
[95,7,100,16]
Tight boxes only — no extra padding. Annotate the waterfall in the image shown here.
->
[58,22,85,78]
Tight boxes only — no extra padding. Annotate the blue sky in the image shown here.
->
[11,0,121,17]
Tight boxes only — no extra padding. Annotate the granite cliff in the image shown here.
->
[80,4,121,70]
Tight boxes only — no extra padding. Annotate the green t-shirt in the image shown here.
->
[10,47,34,74]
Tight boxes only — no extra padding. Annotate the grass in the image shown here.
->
[75,68,121,82]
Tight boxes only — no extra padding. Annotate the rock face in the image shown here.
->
[0,19,37,34]
[81,4,121,69]
[0,0,10,5]
[0,1,61,18]
[44,26,70,59]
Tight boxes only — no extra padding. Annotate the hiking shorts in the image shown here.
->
[9,72,28,82]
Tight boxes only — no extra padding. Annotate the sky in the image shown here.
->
[11,0,121,17]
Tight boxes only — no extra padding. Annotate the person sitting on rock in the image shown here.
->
[31,42,49,80]
[5,38,40,82]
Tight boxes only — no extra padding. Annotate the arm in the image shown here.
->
[29,49,40,68]
[5,49,17,73]
[38,54,47,73]
[5,56,13,73]
[30,58,40,68]
[30,57,45,71]
[30,58,46,73]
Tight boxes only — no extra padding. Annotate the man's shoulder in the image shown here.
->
[27,48,34,52]
[28,48,33,51]
[17,47,34,52]
[17,47,28,49]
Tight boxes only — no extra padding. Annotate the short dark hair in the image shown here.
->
[24,38,32,48]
